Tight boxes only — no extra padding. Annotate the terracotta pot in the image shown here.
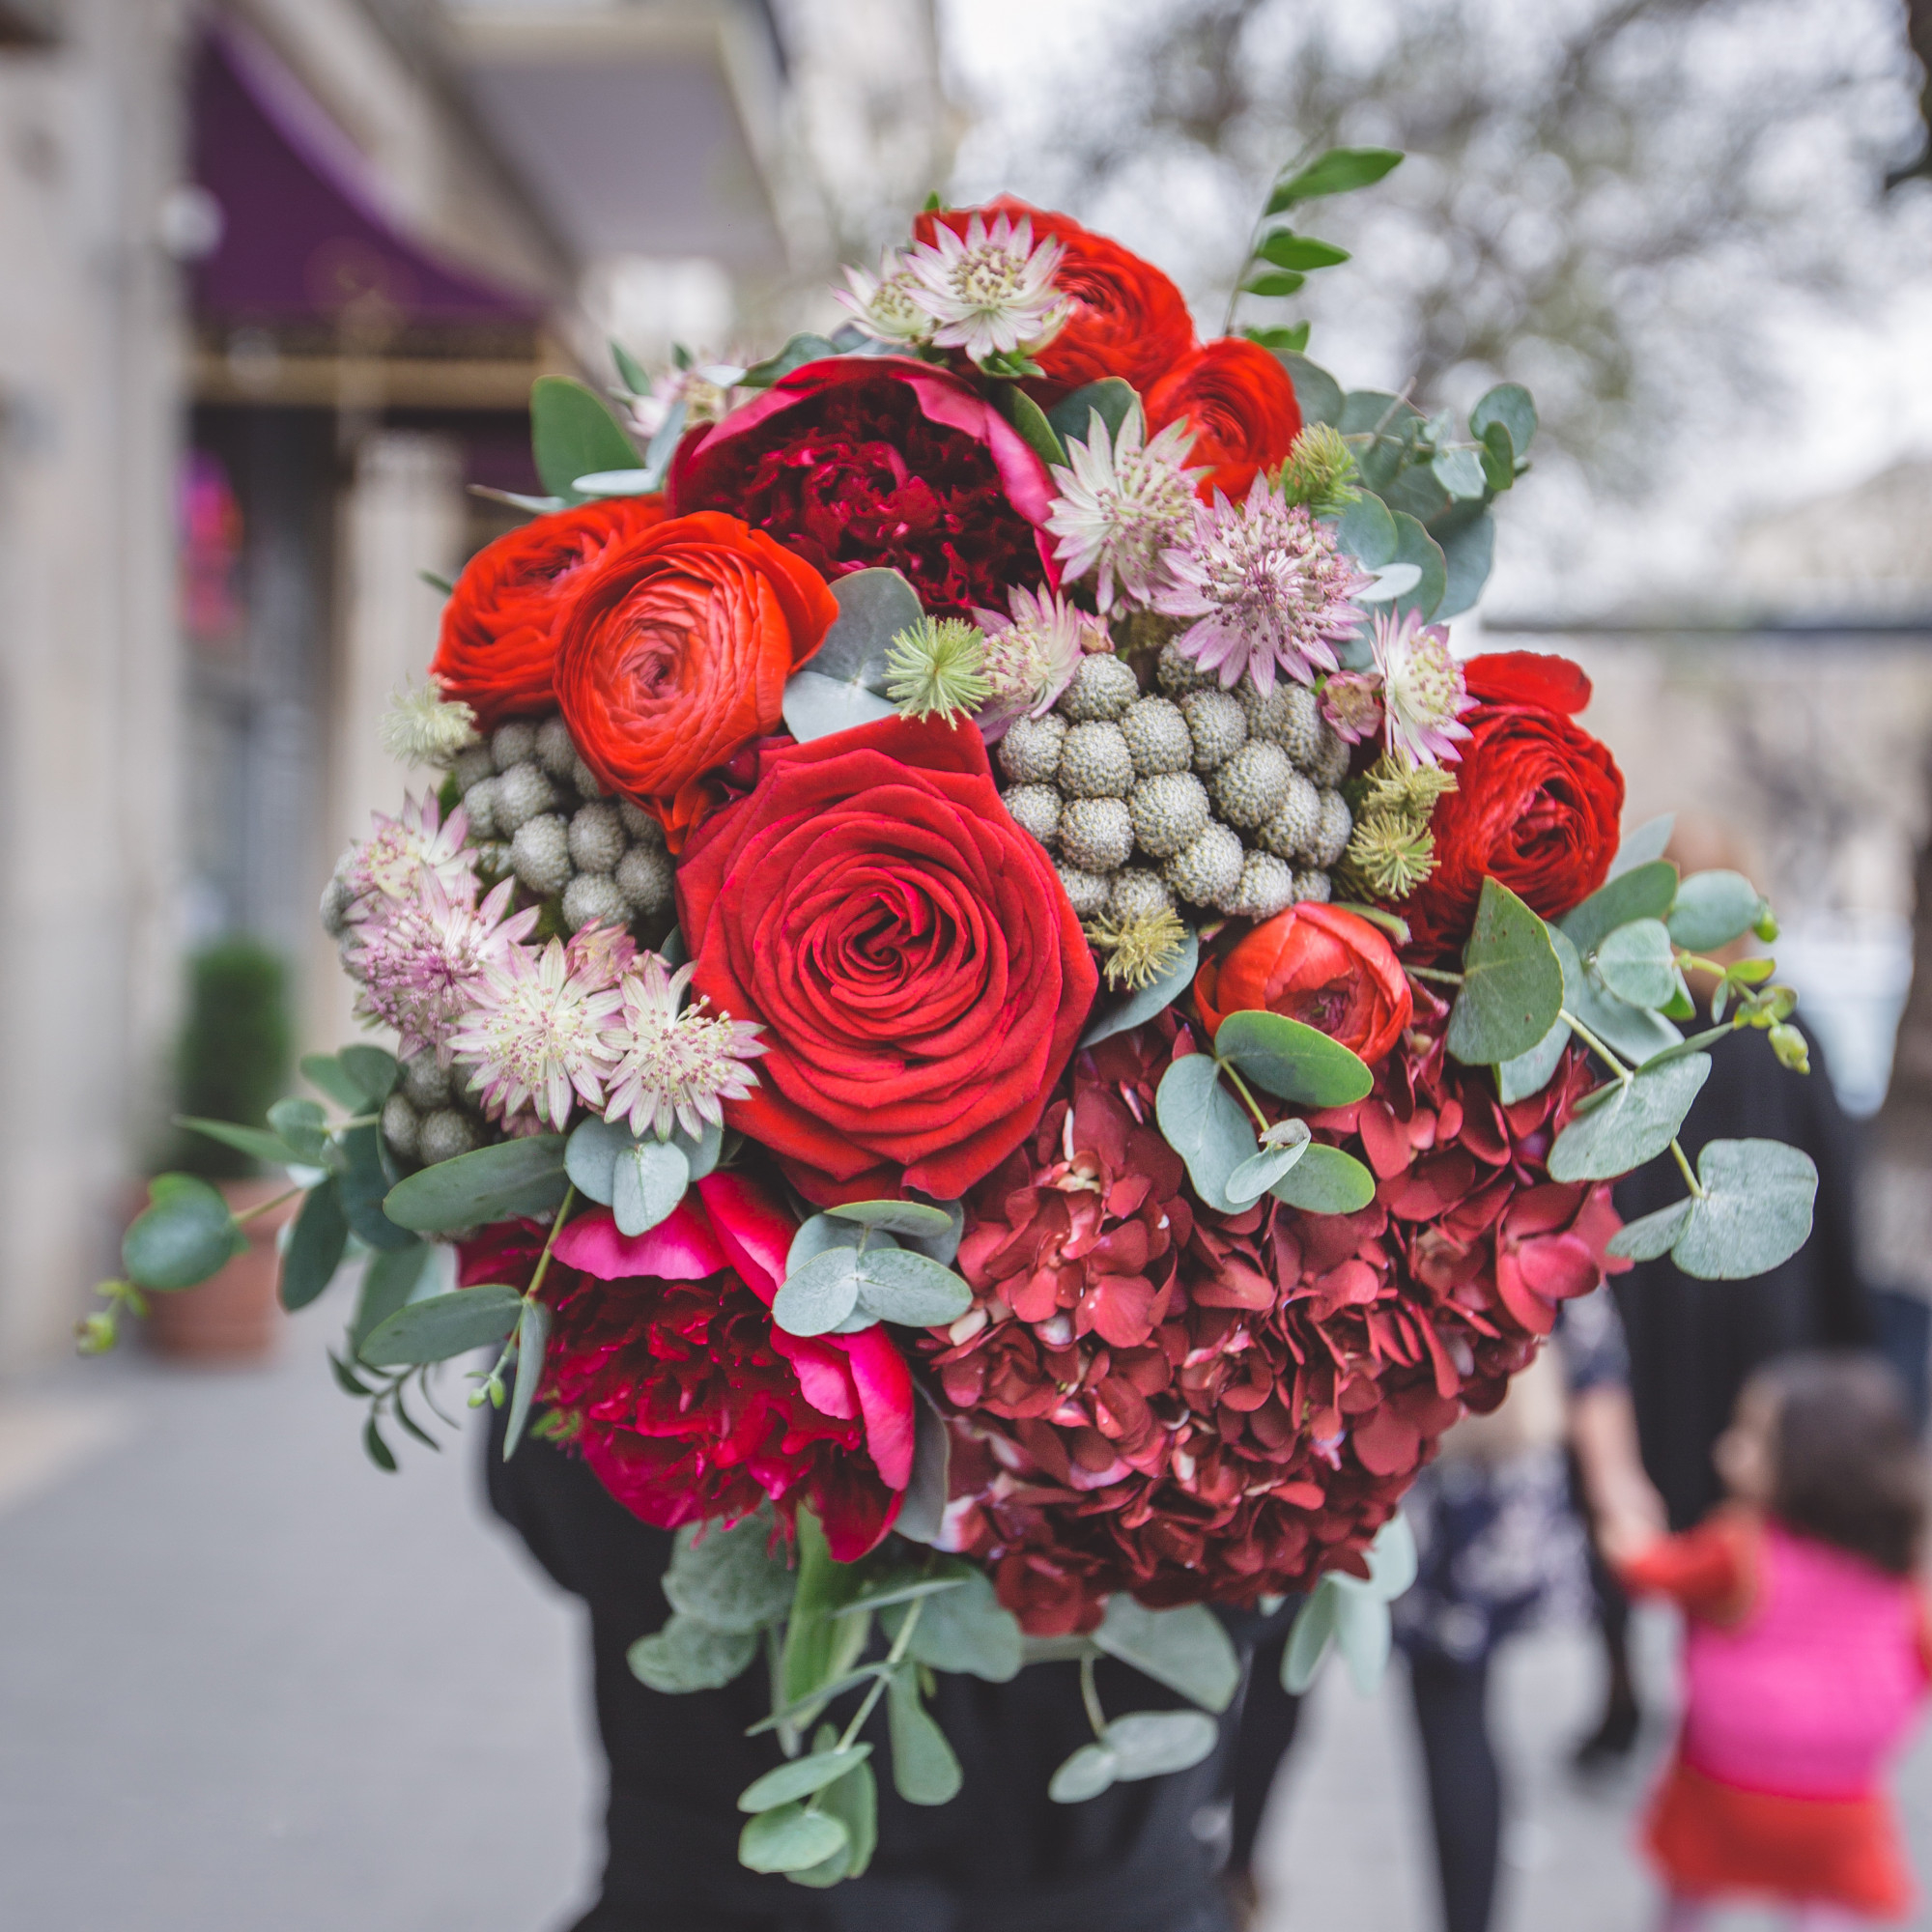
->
[145,1176,298,1364]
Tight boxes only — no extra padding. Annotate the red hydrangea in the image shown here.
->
[926,1000,1625,1634]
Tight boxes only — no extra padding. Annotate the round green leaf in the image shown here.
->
[1332,492,1396,568]
[1225,1128,1311,1207]
[1445,878,1565,1065]
[1080,927,1200,1050]
[123,1175,244,1292]
[384,1136,568,1233]
[774,1247,863,1337]
[907,1567,1022,1682]
[1670,1139,1818,1280]
[672,1116,724,1181]
[530,375,639,502]
[1606,1196,1694,1264]
[359,1284,524,1365]
[781,670,898,744]
[628,1613,759,1692]
[269,1097,331,1164]
[1387,511,1447,620]
[1093,1599,1240,1714]
[810,567,923,690]
[1268,1143,1377,1214]
[1559,861,1679,958]
[807,1747,877,1883]
[1552,924,1682,1066]
[1469,383,1536,456]
[564,1116,629,1205]
[828,1199,955,1238]
[1435,511,1496,620]
[1282,1579,1339,1692]
[854,1247,972,1326]
[339,1043,401,1106]
[1593,919,1678,1010]
[1497,1012,1572,1106]
[1283,352,1344,428]
[738,1745,872,1813]
[738,1802,849,1875]
[887,1667,963,1804]
[895,1389,954,1547]
[1667,870,1766,952]
[1104,1710,1220,1780]
[664,1512,797,1632]
[612,1137,689,1236]
[1331,1585,1393,1695]
[1154,1055,1258,1213]
[1045,378,1139,451]
[1048,1742,1121,1804]
[1215,1010,1374,1107]
[1547,1055,1712,1184]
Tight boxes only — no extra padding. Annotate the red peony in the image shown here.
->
[1401,651,1624,958]
[667,357,1057,617]
[914,197,1198,399]
[429,497,669,728]
[676,713,1098,1204]
[497,1172,913,1561]
[1194,902,1412,1065]
[1146,338,1303,501]
[552,511,838,851]
[927,1000,1624,1632]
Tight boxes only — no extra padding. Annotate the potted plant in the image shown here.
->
[146,937,296,1362]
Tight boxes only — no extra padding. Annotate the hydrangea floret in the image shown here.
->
[601,952,767,1140]
[1045,409,1203,613]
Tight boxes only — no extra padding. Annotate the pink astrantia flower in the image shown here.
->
[350,871,538,1065]
[564,922,639,991]
[1154,478,1375,694]
[1321,670,1385,745]
[1045,408,1202,613]
[601,952,766,1140]
[970,583,1105,741]
[1373,606,1474,767]
[343,792,475,912]
[902,212,1065,364]
[448,937,623,1129]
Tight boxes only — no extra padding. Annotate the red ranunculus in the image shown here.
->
[914,197,1198,399]
[529,1172,914,1560]
[553,512,838,851]
[675,713,1098,1203]
[667,357,1057,617]
[1146,338,1303,500]
[429,497,669,728]
[1194,902,1412,1066]
[1402,651,1624,958]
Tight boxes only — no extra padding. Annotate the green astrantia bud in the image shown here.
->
[1084,906,1188,990]
[531,1406,584,1445]
[75,1310,118,1355]
[1273,424,1360,516]
[1340,810,1436,899]
[885,618,992,723]
[1356,750,1459,820]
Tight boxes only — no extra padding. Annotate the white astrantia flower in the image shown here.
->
[342,792,477,913]
[448,938,623,1131]
[378,678,479,768]
[833,248,934,347]
[1372,607,1474,767]
[971,584,1105,737]
[601,952,766,1141]
[1045,409,1204,613]
[902,212,1065,364]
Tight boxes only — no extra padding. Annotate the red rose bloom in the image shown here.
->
[1194,902,1412,1065]
[1146,338,1303,500]
[552,511,837,850]
[915,197,1198,399]
[676,713,1098,1202]
[668,357,1057,617]
[1402,651,1624,958]
[429,497,669,728]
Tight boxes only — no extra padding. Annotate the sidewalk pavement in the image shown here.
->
[5,1326,1932,1931]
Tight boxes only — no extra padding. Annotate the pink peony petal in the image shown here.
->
[768,1330,860,1421]
[553,1202,727,1282]
[811,1459,903,1561]
[826,1326,916,1490]
[696,1171,796,1305]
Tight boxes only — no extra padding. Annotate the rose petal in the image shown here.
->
[553,1203,727,1282]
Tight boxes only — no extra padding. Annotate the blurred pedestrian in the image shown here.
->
[1616,1353,1930,1929]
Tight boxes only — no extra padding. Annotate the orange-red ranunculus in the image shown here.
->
[553,511,838,850]
[1147,338,1304,501]
[429,496,669,728]
[1194,902,1412,1066]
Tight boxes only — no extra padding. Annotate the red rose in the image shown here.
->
[1194,903,1412,1065]
[1146,338,1303,500]
[1401,652,1624,958]
[675,713,1098,1202]
[915,197,1198,399]
[429,497,669,728]
[667,357,1057,617]
[553,511,838,851]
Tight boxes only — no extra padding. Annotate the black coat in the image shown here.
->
[1612,1028,1873,1530]
[486,1419,1272,1932]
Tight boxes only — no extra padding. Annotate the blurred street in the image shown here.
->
[7,1330,1932,1932]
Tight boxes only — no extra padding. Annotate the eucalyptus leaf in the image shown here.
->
[174,1116,300,1169]
[339,1124,416,1252]
[773,1247,863,1337]
[339,1044,401,1105]
[1670,1139,1818,1280]
[810,568,923,690]
[1265,146,1403,212]
[1560,862,1680,958]
[610,339,651,398]
[360,1284,524,1366]
[664,1509,796,1632]
[1605,1196,1695,1264]
[739,333,838,389]
[1469,384,1537,456]
[1388,511,1448,620]
[1667,870,1766,952]
[673,1116,724,1181]
[781,670,899,744]
[903,1198,965,1267]
[269,1097,331,1164]
[1049,1742,1121,1804]
[279,1176,349,1310]
[1434,512,1495,619]
[1497,1013,1571,1106]
[530,375,639,503]
[629,1613,759,1692]
[612,1137,690,1236]
[1594,919,1679,1010]
[1225,1127,1311,1207]
[1548,1056,1712,1183]
[1215,1009,1374,1107]
[1366,1513,1419,1598]
[300,1052,365,1112]
[1331,1585,1393,1695]
[808,1744,877,1883]
[739,1803,848,1875]
[1552,925,1683,1066]
[564,1115,631,1205]
[1154,1055,1257,1214]
[1331,491,1396,569]
[1283,1578,1338,1691]
[350,1239,433,1356]
[1093,1599,1239,1714]
[1446,878,1564,1065]
[852,1247,973,1327]
[906,1567,1022,1681]
[785,1214,866,1278]
[781,1511,872,1722]
[1079,927,1200,1049]
[894,1388,954,1547]
[1431,446,1488,500]
[828,1199,955,1238]
[1479,420,1516,493]
[1607,814,1676,880]
[1104,1710,1220,1780]
[503,1297,550,1460]
[383,1135,568,1233]
[122,1175,245,1292]
[1282,353,1345,428]
[991,383,1066,468]
[1046,379,1139,452]
[1256,231,1350,270]
[738,1746,871,1813]
[887,1667,963,1804]
[1268,1142,1377,1214]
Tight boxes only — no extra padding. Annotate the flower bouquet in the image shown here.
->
[94,152,1820,1886]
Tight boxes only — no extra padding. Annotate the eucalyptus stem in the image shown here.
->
[524,1183,578,1305]
[1669,1137,1706,1200]
[232,1185,304,1225]
[801,1594,926,1809]
[1218,1059,1272,1133]
[1406,965,1463,985]
[1079,1652,1108,1740]
[472,1184,578,1409]
[1558,1009,1632,1080]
